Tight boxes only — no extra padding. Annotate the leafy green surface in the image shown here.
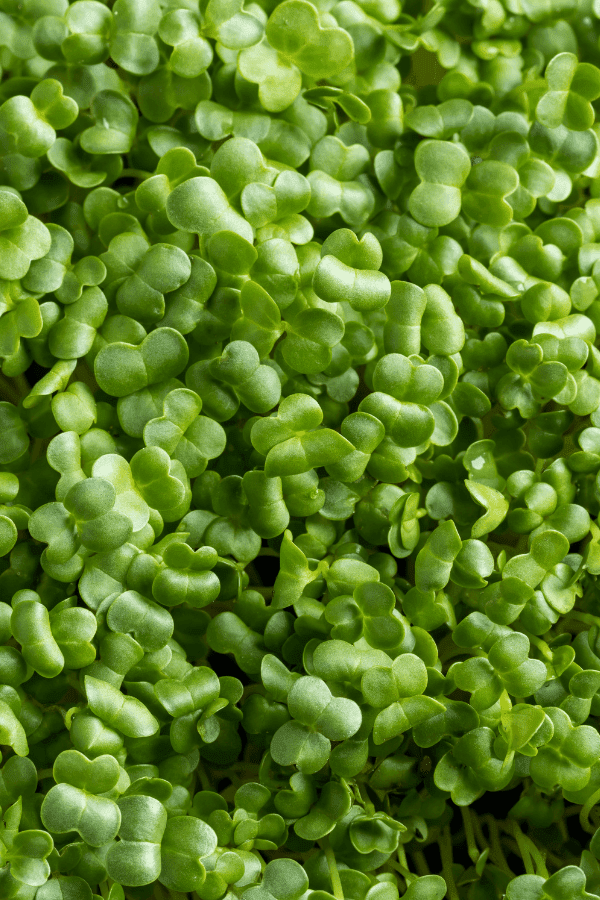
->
[3,1,600,899]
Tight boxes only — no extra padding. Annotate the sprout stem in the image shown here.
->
[580,786,600,833]
[506,819,533,873]
[522,630,553,661]
[481,816,512,876]
[440,826,459,900]
[524,836,548,878]
[197,763,212,792]
[0,374,21,405]
[505,820,547,877]
[411,850,430,877]
[569,611,600,629]
[320,836,344,900]
[461,807,480,864]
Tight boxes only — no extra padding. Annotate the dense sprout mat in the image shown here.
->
[6,0,600,898]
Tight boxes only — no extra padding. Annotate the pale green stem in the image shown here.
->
[569,611,600,629]
[394,843,416,884]
[480,815,512,876]
[197,762,212,792]
[388,859,416,886]
[471,812,489,854]
[397,842,409,871]
[509,821,532,874]
[357,782,376,815]
[461,807,480,864]
[581,786,600,834]
[440,826,459,900]
[411,850,430,877]
[320,836,344,900]
[523,835,548,878]
[522,630,553,662]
